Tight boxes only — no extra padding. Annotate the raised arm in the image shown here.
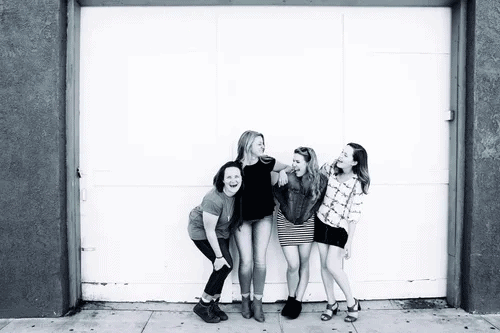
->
[273,160,292,187]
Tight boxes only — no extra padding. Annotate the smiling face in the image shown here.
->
[222,166,242,196]
[336,145,358,170]
[292,153,308,177]
[250,135,265,157]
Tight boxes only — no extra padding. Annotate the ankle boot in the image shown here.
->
[252,298,265,322]
[287,299,302,320]
[241,296,253,319]
[281,296,295,317]
[193,300,221,323]
[211,299,228,321]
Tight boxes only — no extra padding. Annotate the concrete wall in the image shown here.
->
[0,1,69,317]
[462,0,500,314]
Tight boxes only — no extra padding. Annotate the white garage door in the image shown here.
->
[79,6,451,302]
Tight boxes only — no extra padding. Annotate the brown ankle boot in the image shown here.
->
[241,296,253,319]
[252,298,265,322]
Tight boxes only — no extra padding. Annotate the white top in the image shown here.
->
[316,162,365,231]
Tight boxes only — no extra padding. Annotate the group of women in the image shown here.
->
[187,130,371,324]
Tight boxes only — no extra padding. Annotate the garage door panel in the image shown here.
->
[81,186,212,283]
[347,184,448,283]
[345,52,450,185]
[217,7,343,58]
[344,7,451,54]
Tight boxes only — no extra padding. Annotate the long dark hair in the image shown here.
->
[213,161,244,229]
[334,143,370,194]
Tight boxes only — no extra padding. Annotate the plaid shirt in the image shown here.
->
[316,163,364,230]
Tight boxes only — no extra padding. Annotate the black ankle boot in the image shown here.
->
[193,300,221,323]
[281,296,295,317]
[211,299,228,321]
[287,299,302,320]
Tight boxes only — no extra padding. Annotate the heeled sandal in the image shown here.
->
[320,302,338,321]
[344,298,361,323]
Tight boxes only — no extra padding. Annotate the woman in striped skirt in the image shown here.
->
[272,147,328,319]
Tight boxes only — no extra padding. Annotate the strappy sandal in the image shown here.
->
[320,302,338,321]
[344,298,361,322]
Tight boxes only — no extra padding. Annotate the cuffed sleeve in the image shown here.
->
[347,183,364,224]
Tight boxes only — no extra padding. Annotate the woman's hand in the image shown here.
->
[344,242,352,260]
[214,257,231,271]
[278,169,288,187]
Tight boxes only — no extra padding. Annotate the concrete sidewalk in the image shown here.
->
[0,299,499,333]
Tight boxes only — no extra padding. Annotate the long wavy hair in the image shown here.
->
[213,161,244,231]
[294,146,323,200]
[235,130,274,167]
[335,143,370,194]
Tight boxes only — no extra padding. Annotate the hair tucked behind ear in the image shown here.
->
[347,143,370,194]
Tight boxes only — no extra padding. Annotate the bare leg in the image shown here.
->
[252,216,273,296]
[317,242,336,304]
[325,246,355,307]
[281,245,300,297]
[234,222,253,295]
[295,242,313,301]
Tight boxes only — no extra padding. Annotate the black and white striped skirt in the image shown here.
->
[276,209,315,247]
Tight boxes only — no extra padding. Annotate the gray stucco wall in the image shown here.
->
[463,0,500,314]
[0,1,69,317]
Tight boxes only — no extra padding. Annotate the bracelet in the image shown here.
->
[216,256,223,259]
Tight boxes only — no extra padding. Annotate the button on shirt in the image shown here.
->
[316,163,364,231]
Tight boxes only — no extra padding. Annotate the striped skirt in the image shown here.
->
[276,209,315,247]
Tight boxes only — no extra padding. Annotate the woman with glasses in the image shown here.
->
[272,147,328,319]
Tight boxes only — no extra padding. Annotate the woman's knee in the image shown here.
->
[219,264,233,277]
[326,260,342,276]
[287,260,300,273]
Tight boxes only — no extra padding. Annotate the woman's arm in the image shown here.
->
[273,160,292,187]
[202,211,231,271]
[345,187,364,259]
[345,222,356,260]
[273,160,292,173]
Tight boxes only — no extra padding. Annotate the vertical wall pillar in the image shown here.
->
[0,1,70,317]
[463,0,500,314]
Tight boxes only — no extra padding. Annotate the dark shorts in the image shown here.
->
[313,215,348,249]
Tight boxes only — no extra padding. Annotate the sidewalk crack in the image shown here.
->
[140,311,154,333]
[481,316,500,330]
[278,310,285,333]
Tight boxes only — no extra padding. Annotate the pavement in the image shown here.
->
[0,299,499,333]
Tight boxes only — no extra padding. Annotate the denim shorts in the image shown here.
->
[243,214,273,225]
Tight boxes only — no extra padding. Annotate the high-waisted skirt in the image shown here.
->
[276,209,315,247]
[313,215,348,249]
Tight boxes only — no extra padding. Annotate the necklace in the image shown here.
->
[226,196,235,222]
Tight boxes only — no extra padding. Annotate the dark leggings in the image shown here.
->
[192,237,233,297]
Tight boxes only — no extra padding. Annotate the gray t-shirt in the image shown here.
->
[188,188,235,240]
